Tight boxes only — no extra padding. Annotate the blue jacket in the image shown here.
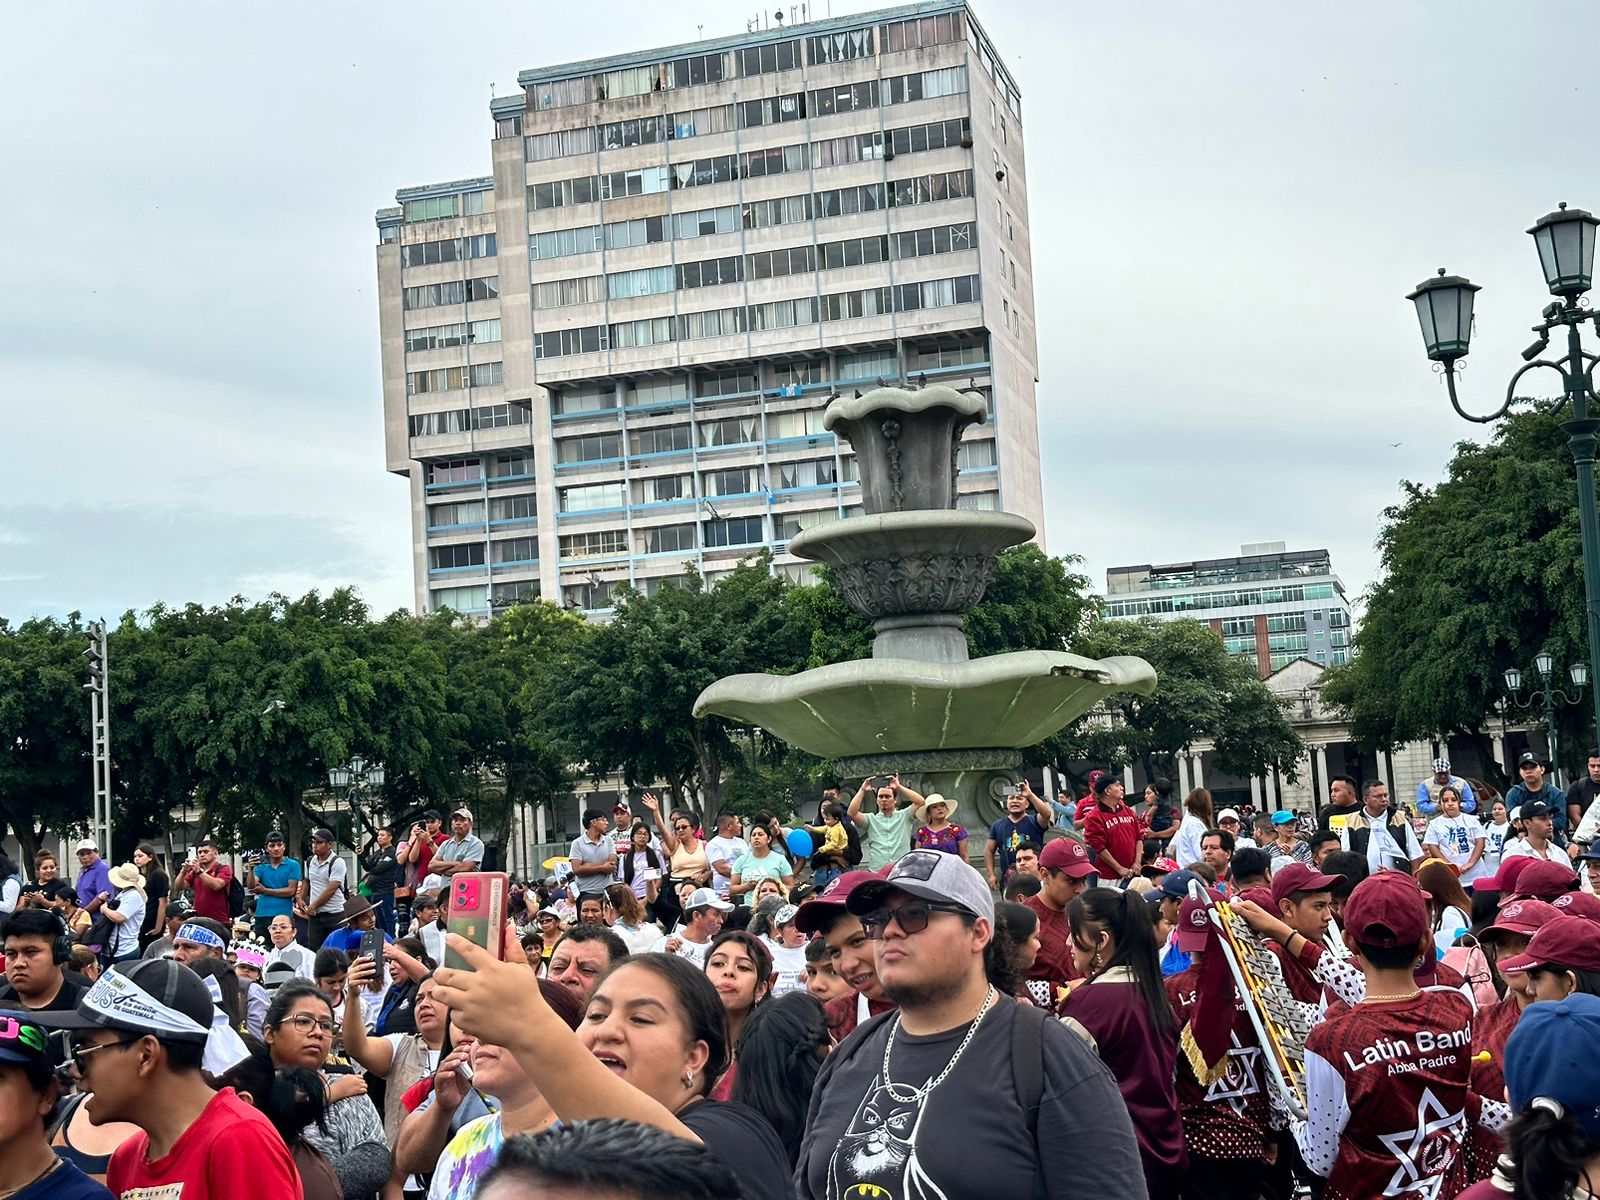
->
[1505,781,1569,840]
[1415,775,1477,815]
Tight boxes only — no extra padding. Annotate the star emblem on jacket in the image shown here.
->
[1376,1087,1465,1199]
[1202,1032,1261,1116]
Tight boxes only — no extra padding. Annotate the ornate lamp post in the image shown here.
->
[328,755,386,836]
[1408,202,1600,753]
[1504,656,1590,786]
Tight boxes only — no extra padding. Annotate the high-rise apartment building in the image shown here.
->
[375,1,1039,616]
[1104,542,1354,676]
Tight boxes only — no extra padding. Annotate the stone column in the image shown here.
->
[1177,755,1191,798]
[1378,751,1392,793]
[1313,745,1329,808]
[1250,775,1264,811]
[1191,752,1206,790]
[1123,765,1136,793]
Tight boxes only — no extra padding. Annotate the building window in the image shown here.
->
[640,523,697,554]
[402,191,492,223]
[426,458,483,486]
[736,39,802,77]
[560,529,629,560]
[554,432,622,464]
[427,499,485,528]
[630,423,693,456]
[560,482,627,512]
[634,473,691,504]
[492,537,539,565]
[702,467,755,498]
[431,584,488,612]
[431,542,486,570]
[699,416,759,449]
[703,516,765,548]
[807,27,875,65]
[488,452,532,479]
[954,492,999,511]
[490,494,536,522]
[402,277,500,310]
[955,440,997,470]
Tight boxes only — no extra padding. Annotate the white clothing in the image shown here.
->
[650,930,712,967]
[109,888,145,958]
[1425,813,1488,884]
[1501,837,1559,863]
[1170,814,1208,868]
[418,919,446,967]
[1482,821,1511,870]
[764,938,808,996]
[266,941,316,979]
[1432,904,1470,958]
[611,920,664,954]
[704,835,750,897]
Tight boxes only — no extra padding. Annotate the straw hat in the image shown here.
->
[107,863,144,891]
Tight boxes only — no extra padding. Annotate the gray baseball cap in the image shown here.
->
[846,849,995,926]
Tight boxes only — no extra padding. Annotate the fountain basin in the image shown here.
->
[693,651,1157,766]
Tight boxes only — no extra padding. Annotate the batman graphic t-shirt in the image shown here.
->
[795,997,1146,1200]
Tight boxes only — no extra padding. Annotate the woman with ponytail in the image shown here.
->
[1457,992,1600,1200]
[1059,885,1185,1196]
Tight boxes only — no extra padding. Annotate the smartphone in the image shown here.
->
[358,928,384,972]
[1002,785,1021,798]
[445,872,508,971]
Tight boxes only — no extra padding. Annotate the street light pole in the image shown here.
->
[83,621,112,853]
[1408,202,1600,755]
[1504,656,1590,787]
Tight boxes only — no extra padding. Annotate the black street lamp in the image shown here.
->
[328,755,387,839]
[1408,202,1600,754]
[1505,654,1590,786]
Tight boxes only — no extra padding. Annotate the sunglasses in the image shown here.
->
[673,823,692,831]
[860,900,972,939]
[70,1036,143,1073]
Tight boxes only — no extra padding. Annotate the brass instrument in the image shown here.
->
[1188,880,1309,1121]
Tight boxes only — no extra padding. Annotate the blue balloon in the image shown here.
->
[786,828,813,858]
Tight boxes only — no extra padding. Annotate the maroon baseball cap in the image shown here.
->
[1270,862,1345,906]
[793,871,881,934]
[1481,898,1564,942]
[1237,885,1275,909]
[1552,892,1600,923]
[1175,890,1223,952]
[1510,859,1579,902]
[1343,871,1429,949]
[1473,856,1536,894]
[1039,838,1096,879]
[1499,916,1600,975]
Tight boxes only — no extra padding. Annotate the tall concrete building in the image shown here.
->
[375,1,1039,616]
[1105,542,1354,676]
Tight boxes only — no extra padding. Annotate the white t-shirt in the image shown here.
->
[1482,821,1511,868]
[650,930,712,967]
[611,920,663,954]
[1425,814,1488,882]
[705,836,750,896]
[1171,814,1208,868]
[306,853,348,915]
[1433,904,1470,958]
[111,888,145,958]
[764,938,808,996]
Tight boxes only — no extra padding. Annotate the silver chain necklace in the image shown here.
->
[880,985,998,1092]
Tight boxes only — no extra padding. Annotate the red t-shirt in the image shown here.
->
[188,865,233,923]
[1081,802,1142,873]
[1470,995,1519,1103]
[822,992,895,1042]
[1166,965,1270,1160]
[1303,990,1475,1200]
[109,1087,302,1200]
[1022,893,1079,996]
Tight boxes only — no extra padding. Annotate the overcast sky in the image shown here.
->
[3,2,1597,624]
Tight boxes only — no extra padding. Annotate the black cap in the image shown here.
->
[1522,799,1556,819]
[311,828,335,844]
[422,809,443,822]
[32,960,214,1043]
[265,830,286,843]
[1518,752,1544,768]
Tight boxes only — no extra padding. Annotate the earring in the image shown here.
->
[683,1069,696,1089]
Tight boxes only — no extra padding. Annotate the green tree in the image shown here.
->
[0,616,93,863]
[546,555,809,813]
[1030,617,1305,785]
[965,543,1096,656]
[1320,405,1592,782]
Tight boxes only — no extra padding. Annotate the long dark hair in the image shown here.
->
[1500,1103,1600,1200]
[705,930,774,1000]
[1068,887,1177,1036]
[136,843,168,883]
[730,992,828,1166]
[216,1042,328,1143]
[986,901,1038,997]
[592,953,729,1095]
[187,956,246,1031]
[621,823,662,884]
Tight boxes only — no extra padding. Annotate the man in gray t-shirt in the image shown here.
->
[568,808,619,897]
[794,849,1145,1200]
[430,808,486,879]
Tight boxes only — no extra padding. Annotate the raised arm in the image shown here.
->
[341,956,396,1076]
[641,793,678,855]
[1020,778,1054,826]
[846,780,871,827]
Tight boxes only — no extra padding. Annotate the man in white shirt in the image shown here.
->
[648,887,731,967]
[297,828,348,949]
[704,813,750,899]
[264,913,315,979]
[1502,800,1561,862]
[430,809,486,877]
[1338,782,1423,872]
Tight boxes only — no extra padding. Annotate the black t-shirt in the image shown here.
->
[795,996,1147,1200]
[139,872,169,940]
[679,1098,792,1200]
[23,879,75,904]
[1318,802,1363,833]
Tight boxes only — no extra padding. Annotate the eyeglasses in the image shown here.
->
[860,901,973,940]
[278,1013,335,1035]
[70,1037,142,1073]
[674,824,692,832]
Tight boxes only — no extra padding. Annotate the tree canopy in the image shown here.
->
[1320,405,1595,779]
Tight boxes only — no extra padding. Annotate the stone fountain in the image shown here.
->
[693,384,1156,830]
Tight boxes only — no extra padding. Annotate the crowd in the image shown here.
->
[4,753,1600,1200]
